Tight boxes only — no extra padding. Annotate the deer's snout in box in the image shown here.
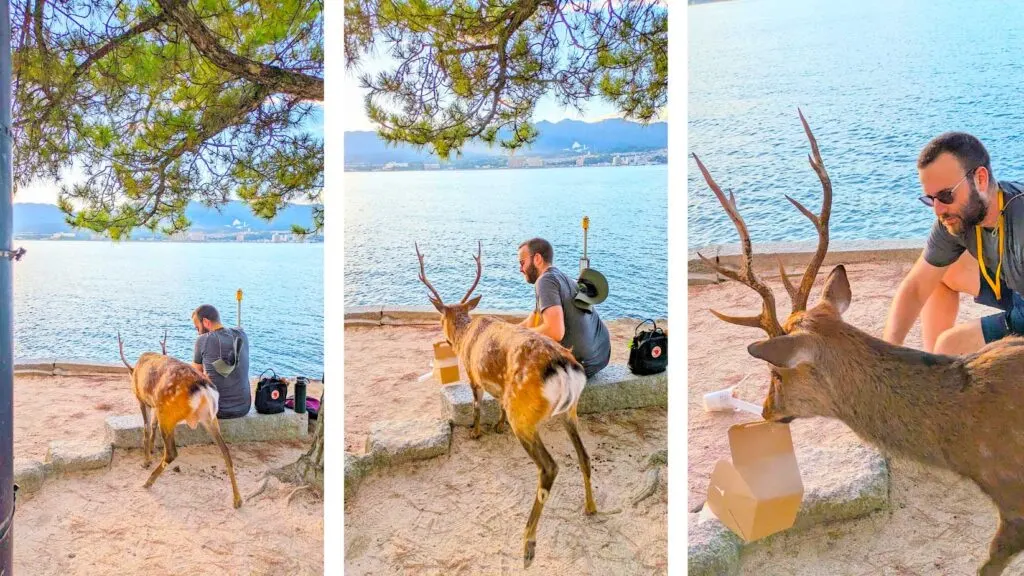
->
[705,420,804,542]
[432,340,461,385]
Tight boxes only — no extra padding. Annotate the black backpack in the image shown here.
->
[254,369,289,414]
[627,319,668,376]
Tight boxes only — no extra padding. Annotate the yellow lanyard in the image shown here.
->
[977,188,1005,300]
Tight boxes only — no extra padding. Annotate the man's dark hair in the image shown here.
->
[918,132,993,182]
[519,237,553,264]
[193,304,220,323]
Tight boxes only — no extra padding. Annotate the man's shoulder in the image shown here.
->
[1002,181,1024,216]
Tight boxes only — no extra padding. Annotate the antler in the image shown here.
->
[160,329,168,355]
[779,108,833,313]
[694,109,834,337]
[117,331,134,372]
[414,242,445,307]
[460,240,483,303]
[693,154,785,338]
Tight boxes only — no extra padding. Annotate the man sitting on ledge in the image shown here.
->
[517,237,611,378]
[191,304,252,419]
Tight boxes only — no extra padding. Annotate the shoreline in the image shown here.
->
[343,305,667,325]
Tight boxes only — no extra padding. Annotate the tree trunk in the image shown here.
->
[269,396,323,494]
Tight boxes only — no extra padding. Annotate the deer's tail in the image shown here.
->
[185,379,220,430]
[542,355,587,418]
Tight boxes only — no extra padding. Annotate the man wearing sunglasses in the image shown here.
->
[883,132,1024,354]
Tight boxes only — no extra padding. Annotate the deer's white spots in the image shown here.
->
[981,443,993,459]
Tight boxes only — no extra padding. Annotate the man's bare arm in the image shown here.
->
[530,305,566,342]
[882,254,947,346]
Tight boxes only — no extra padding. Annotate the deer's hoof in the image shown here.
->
[233,496,243,509]
[585,503,597,515]
[523,539,536,568]
[141,461,152,470]
[469,428,483,440]
[494,421,506,434]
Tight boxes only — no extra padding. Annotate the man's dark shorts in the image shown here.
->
[977,274,1024,343]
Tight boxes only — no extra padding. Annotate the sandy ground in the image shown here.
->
[689,260,1024,574]
[344,319,668,574]
[343,318,656,453]
[11,373,324,575]
[345,409,667,575]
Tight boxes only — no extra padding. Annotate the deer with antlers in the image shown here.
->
[415,240,596,568]
[118,331,242,509]
[696,109,1024,575]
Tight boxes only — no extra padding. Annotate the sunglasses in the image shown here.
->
[919,168,977,207]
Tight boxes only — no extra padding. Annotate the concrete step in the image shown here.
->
[106,407,308,449]
[440,363,668,427]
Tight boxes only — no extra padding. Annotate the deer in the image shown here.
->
[415,240,597,568]
[118,331,243,509]
[695,108,1024,576]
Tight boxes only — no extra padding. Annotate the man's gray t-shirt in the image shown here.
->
[535,266,611,377]
[924,180,1024,295]
[193,327,251,419]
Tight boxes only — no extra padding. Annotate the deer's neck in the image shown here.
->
[822,328,968,467]
[449,314,477,352]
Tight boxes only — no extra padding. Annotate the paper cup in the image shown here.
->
[703,387,737,412]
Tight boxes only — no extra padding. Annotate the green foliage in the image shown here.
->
[345,0,667,158]
[13,0,324,239]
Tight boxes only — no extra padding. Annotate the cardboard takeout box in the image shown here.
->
[705,420,804,542]
[432,340,460,384]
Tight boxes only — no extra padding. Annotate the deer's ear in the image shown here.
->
[747,334,816,368]
[464,295,482,311]
[820,265,851,315]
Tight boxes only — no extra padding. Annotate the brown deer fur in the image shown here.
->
[118,332,242,509]
[416,241,596,569]
[696,111,1024,576]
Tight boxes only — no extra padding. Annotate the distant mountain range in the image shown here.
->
[345,118,668,165]
[13,201,317,237]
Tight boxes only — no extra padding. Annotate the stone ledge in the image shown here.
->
[46,440,113,475]
[54,362,129,375]
[688,239,925,283]
[106,407,308,449]
[365,418,451,466]
[13,460,47,495]
[687,441,891,574]
[346,306,532,326]
[440,363,668,426]
[345,452,374,503]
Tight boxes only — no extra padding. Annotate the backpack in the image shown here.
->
[254,369,289,414]
[627,319,668,376]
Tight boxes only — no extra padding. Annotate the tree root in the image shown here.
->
[630,448,668,507]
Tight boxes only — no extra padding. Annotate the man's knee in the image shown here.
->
[934,322,986,355]
[940,252,981,297]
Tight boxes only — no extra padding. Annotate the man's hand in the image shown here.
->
[530,305,566,342]
[882,254,947,346]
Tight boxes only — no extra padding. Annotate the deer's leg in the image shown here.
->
[495,406,507,434]
[469,382,483,439]
[562,407,597,515]
[144,421,178,489]
[202,418,242,509]
[516,429,558,569]
[980,514,1024,576]
[139,402,154,469]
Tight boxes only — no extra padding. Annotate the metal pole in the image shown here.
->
[0,0,15,571]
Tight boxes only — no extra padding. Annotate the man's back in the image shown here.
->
[536,266,611,377]
[194,327,252,419]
